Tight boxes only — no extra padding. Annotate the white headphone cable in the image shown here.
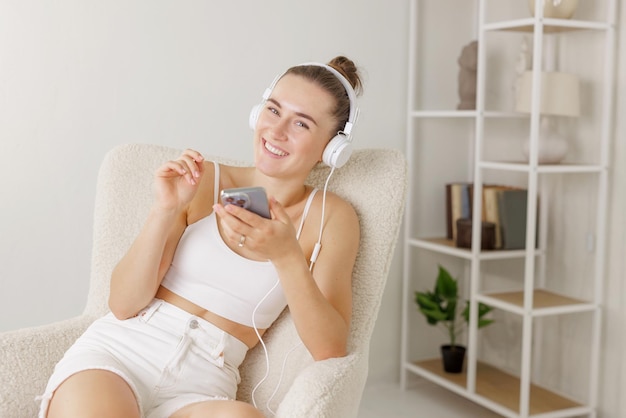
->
[250,279,281,409]
[265,340,304,415]
[251,167,335,413]
[264,168,335,414]
[309,167,335,270]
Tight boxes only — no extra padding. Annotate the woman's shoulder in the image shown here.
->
[209,163,253,188]
[317,189,359,229]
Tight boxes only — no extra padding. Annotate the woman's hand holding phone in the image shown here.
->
[215,192,302,264]
[220,187,271,219]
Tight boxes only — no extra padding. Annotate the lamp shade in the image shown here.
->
[515,71,580,117]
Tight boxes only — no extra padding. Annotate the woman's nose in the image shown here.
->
[269,118,289,141]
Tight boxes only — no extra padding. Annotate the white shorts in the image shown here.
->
[38,299,249,418]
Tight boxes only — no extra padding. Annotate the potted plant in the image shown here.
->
[414,265,494,373]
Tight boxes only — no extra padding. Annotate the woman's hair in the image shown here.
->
[285,56,363,136]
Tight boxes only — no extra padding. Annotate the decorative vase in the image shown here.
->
[522,117,568,164]
[528,0,578,19]
[441,345,466,374]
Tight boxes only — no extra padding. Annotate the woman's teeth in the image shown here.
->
[264,141,288,156]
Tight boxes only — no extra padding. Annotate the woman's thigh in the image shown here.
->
[46,369,140,418]
[170,399,265,418]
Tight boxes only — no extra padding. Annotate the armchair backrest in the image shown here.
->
[86,143,407,417]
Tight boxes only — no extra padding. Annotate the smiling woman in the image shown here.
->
[38,57,365,418]
[252,58,362,176]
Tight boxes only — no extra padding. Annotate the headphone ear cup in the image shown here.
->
[322,135,353,168]
[249,103,263,130]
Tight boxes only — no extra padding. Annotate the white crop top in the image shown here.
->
[161,162,318,328]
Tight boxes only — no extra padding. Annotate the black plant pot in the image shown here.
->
[441,344,466,373]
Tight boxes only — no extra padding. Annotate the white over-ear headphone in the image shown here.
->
[249,62,360,169]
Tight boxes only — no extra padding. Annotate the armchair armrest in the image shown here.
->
[0,315,94,418]
[276,352,367,418]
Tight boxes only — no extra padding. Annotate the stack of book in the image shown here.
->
[445,182,530,250]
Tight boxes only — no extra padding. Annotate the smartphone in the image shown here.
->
[220,186,271,219]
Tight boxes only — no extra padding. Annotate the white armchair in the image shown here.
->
[0,143,407,418]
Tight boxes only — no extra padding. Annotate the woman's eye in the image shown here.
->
[295,120,309,129]
[268,107,279,115]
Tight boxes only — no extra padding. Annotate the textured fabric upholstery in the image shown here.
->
[0,143,407,418]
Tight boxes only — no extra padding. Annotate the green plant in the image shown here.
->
[414,265,494,349]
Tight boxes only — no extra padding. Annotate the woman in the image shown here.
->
[39,56,363,418]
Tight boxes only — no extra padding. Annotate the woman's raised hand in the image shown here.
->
[153,149,205,212]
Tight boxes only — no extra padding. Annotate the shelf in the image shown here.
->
[409,237,540,260]
[411,110,478,118]
[480,161,606,174]
[478,289,596,317]
[483,17,611,33]
[411,110,526,118]
[402,0,615,416]
[408,359,587,417]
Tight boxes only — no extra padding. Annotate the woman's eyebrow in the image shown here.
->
[267,98,318,126]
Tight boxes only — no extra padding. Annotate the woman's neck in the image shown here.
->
[248,170,310,209]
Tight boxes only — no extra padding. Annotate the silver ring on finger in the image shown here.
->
[238,235,246,247]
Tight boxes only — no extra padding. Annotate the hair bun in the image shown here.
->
[328,56,363,95]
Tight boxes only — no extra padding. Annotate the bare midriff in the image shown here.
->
[155,286,265,348]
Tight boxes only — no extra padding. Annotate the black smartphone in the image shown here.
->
[220,186,271,219]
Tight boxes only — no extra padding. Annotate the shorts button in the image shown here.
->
[189,319,199,329]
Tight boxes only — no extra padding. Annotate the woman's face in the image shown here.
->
[253,73,338,179]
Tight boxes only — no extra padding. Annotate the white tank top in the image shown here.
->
[161,162,318,328]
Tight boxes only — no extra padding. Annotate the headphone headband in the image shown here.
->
[269,62,359,137]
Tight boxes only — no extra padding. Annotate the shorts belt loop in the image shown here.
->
[138,299,163,323]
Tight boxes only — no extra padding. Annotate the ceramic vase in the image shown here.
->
[522,118,568,164]
[528,0,578,19]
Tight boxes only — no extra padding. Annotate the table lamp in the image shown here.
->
[515,70,580,164]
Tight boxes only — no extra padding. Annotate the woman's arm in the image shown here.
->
[108,150,206,319]
[271,196,359,360]
[108,208,187,319]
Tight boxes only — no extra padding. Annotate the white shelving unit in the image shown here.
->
[400,1,617,417]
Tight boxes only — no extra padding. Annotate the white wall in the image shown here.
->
[1,1,624,416]
[0,0,408,381]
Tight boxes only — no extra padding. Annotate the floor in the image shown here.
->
[358,378,502,418]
